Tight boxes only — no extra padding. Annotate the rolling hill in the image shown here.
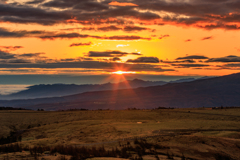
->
[0,78,199,100]
[0,73,239,110]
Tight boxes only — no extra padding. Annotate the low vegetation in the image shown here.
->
[0,108,240,159]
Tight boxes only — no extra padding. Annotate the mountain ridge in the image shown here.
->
[1,73,239,110]
[0,78,202,100]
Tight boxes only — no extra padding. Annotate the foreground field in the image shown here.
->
[0,108,240,159]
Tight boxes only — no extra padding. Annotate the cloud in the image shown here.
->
[222,63,240,67]
[7,59,32,63]
[0,0,240,31]
[108,1,138,7]
[123,26,149,32]
[0,27,152,41]
[0,1,161,26]
[161,59,196,63]
[69,42,92,47]
[97,25,121,31]
[81,25,151,32]
[26,0,45,5]
[132,0,240,29]
[18,53,45,58]
[176,55,209,60]
[201,36,213,40]
[185,39,192,42]
[206,55,240,62]
[42,0,109,11]
[0,60,174,72]
[0,50,47,64]
[39,32,151,40]
[73,1,109,11]
[0,3,71,25]
[127,57,160,63]
[0,0,7,4]
[0,27,53,38]
[159,35,170,39]
[0,50,16,59]
[88,51,141,57]
[106,35,151,40]
[172,64,210,68]
[0,48,172,73]
[0,27,27,38]
[111,57,121,61]
[0,46,23,51]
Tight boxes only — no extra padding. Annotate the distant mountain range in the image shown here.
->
[0,77,203,100]
[3,73,240,110]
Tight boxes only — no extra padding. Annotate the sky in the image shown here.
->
[1,0,240,84]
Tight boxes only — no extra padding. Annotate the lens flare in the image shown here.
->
[112,71,136,74]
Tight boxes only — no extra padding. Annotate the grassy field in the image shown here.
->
[0,108,240,159]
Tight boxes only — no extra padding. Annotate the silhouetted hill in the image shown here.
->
[0,79,166,100]
[0,78,201,100]
[2,73,238,110]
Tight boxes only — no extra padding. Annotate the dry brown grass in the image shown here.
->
[0,108,240,159]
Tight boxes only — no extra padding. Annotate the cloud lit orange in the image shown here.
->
[108,1,138,7]
[0,0,240,78]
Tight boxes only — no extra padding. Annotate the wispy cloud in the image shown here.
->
[69,42,92,47]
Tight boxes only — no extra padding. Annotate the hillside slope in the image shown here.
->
[0,73,239,110]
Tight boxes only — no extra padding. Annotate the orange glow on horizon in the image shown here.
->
[112,71,137,75]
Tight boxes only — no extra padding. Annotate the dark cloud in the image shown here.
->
[159,35,170,39]
[42,0,80,8]
[176,55,209,60]
[81,25,150,32]
[0,0,162,26]
[26,0,45,5]
[18,53,45,58]
[201,36,213,40]
[39,33,90,40]
[60,58,80,62]
[0,27,151,41]
[39,33,151,41]
[172,64,210,68]
[0,50,16,59]
[73,1,109,11]
[0,60,174,72]
[0,3,71,25]
[123,26,149,32]
[69,42,92,47]
[0,50,47,64]
[60,27,82,31]
[0,0,7,3]
[97,25,121,31]
[105,35,151,41]
[131,0,240,29]
[88,51,141,57]
[0,0,240,30]
[111,57,121,61]
[0,46,23,51]
[206,55,240,62]
[8,59,32,63]
[222,63,240,67]
[185,39,192,42]
[0,27,27,38]
[161,59,196,63]
[127,57,159,63]
[0,27,52,38]
[42,0,109,11]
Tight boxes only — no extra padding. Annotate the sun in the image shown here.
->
[112,70,125,74]
[112,70,136,74]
